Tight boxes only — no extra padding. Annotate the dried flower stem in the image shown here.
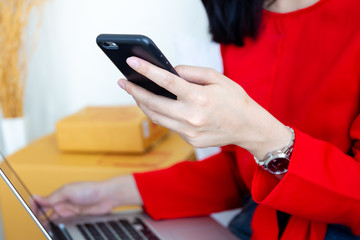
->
[0,0,46,118]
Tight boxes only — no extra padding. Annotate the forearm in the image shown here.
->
[133,152,242,220]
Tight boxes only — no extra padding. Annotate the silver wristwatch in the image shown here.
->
[254,127,295,175]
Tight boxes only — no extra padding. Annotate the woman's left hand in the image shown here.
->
[118,57,291,160]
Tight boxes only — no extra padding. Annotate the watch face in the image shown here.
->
[267,158,290,174]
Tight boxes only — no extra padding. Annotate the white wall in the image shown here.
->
[25,0,223,142]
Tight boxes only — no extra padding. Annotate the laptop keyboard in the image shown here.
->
[76,218,160,240]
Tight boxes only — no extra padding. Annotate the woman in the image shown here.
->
[36,0,360,239]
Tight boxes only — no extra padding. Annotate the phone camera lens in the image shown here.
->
[102,41,119,50]
[104,41,116,47]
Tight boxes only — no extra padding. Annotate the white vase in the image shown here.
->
[0,117,27,156]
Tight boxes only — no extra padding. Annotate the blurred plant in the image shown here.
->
[0,0,47,118]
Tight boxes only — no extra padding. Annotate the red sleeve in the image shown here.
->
[133,148,242,220]
[252,115,360,235]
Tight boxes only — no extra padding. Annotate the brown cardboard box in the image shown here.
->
[0,132,195,240]
[56,106,169,153]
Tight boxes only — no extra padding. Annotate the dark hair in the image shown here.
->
[201,0,266,46]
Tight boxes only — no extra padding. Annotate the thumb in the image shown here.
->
[175,65,220,85]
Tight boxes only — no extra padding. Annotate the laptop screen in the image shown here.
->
[0,152,53,239]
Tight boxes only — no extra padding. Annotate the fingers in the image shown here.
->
[53,204,80,218]
[126,57,191,97]
[33,186,72,217]
[136,102,182,131]
[32,183,114,219]
[33,194,51,206]
[175,65,221,85]
[118,78,182,120]
[32,195,59,220]
[80,201,114,215]
[41,188,69,206]
[30,196,42,217]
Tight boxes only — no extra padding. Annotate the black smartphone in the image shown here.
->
[96,34,177,99]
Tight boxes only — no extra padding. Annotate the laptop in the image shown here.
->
[0,152,239,240]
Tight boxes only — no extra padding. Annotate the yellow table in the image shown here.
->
[0,132,195,240]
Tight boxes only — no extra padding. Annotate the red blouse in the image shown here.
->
[134,0,360,239]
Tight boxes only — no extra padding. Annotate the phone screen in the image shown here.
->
[97,34,177,100]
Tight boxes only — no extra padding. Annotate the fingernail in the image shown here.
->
[118,80,125,90]
[126,57,140,69]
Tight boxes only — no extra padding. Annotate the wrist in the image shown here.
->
[234,101,292,159]
[101,175,143,207]
[250,123,293,160]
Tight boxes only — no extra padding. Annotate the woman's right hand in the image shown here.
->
[33,174,143,219]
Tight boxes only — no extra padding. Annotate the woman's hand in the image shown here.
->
[118,57,292,160]
[33,175,142,219]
